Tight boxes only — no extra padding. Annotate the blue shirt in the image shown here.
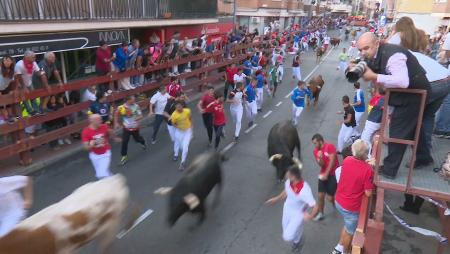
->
[113,48,131,71]
[367,97,384,123]
[251,55,259,67]
[245,85,256,102]
[353,89,365,112]
[291,87,311,107]
[294,35,300,42]
[243,60,252,75]
[256,74,264,88]
[90,101,111,123]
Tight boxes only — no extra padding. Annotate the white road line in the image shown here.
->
[275,101,283,107]
[285,91,293,99]
[221,142,235,153]
[263,110,273,118]
[116,209,153,239]
[244,124,258,134]
[304,65,320,81]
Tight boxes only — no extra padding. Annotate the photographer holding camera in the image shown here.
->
[349,32,431,179]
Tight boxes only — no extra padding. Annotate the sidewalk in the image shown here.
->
[0,75,225,177]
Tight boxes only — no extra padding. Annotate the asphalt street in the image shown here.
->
[28,41,446,254]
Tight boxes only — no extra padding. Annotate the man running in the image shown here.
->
[244,77,258,128]
[197,85,216,146]
[265,165,319,253]
[292,54,301,81]
[224,63,238,98]
[255,69,265,112]
[337,48,348,73]
[168,101,193,171]
[291,81,311,126]
[149,85,172,144]
[82,114,121,178]
[311,133,339,221]
[337,95,356,153]
[115,95,147,165]
[228,82,244,141]
[351,82,365,136]
[269,63,280,97]
[206,92,227,150]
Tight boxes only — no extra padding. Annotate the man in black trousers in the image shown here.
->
[353,32,431,179]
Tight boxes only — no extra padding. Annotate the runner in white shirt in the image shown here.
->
[0,176,33,237]
[227,82,244,141]
[266,165,319,252]
[149,85,172,144]
[233,68,247,84]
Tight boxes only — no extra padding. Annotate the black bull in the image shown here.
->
[267,121,302,181]
[167,152,224,226]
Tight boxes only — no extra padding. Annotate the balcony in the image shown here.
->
[0,0,217,21]
[432,1,450,17]
[287,0,304,11]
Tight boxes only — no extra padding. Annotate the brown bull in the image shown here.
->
[306,75,325,109]
[330,37,341,47]
[316,46,325,63]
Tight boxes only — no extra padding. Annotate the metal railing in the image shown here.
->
[0,0,217,21]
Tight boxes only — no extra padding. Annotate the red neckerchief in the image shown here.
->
[290,180,304,194]
[24,61,34,75]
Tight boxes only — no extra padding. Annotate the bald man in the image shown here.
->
[82,114,121,179]
[352,32,431,179]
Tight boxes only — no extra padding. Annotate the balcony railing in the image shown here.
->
[0,0,217,21]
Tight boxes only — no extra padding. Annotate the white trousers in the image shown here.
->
[118,77,132,90]
[167,124,176,142]
[245,101,257,122]
[174,128,192,164]
[89,150,112,179]
[339,61,348,73]
[292,104,304,126]
[360,120,381,159]
[292,66,302,81]
[354,111,364,135]
[302,42,309,52]
[282,209,304,244]
[256,88,264,110]
[338,123,354,152]
[277,65,284,82]
[230,106,243,138]
[0,205,25,237]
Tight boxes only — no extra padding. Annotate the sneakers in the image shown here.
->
[141,140,148,150]
[120,156,129,165]
[64,138,72,145]
[179,162,186,171]
[151,139,157,145]
[234,136,239,142]
[331,249,343,254]
[404,159,433,169]
[173,155,178,161]
[248,121,254,128]
[58,139,64,145]
[313,212,324,221]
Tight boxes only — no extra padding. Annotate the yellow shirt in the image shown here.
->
[171,108,192,130]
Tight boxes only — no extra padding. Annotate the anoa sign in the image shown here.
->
[0,29,129,57]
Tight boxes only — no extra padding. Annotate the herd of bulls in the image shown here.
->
[0,120,303,254]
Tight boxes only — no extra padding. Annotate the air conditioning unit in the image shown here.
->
[252,17,260,23]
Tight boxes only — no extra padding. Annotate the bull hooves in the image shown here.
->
[184,194,200,210]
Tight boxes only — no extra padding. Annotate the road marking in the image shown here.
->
[117,209,153,239]
[285,91,293,98]
[244,124,258,134]
[275,101,283,107]
[221,142,235,153]
[263,110,272,118]
[304,65,320,81]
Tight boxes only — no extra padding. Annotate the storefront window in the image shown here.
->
[63,48,98,81]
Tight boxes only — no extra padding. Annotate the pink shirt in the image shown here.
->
[376,53,409,89]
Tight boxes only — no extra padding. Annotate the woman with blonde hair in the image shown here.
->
[388,16,420,52]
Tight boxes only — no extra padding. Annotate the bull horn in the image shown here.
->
[154,187,173,195]
[269,154,283,162]
[184,193,200,210]
[292,157,303,169]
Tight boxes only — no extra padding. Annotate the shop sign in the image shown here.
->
[0,29,129,57]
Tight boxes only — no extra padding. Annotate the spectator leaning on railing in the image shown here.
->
[33,52,64,111]
[113,42,134,91]
[14,50,43,116]
[95,40,115,93]
[0,56,17,124]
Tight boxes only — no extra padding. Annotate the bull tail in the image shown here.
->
[296,137,302,161]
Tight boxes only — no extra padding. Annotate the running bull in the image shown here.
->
[155,152,224,226]
[0,174,137,254]
[268,120,303,182]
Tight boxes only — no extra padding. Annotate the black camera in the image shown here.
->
[345,59,368,83]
